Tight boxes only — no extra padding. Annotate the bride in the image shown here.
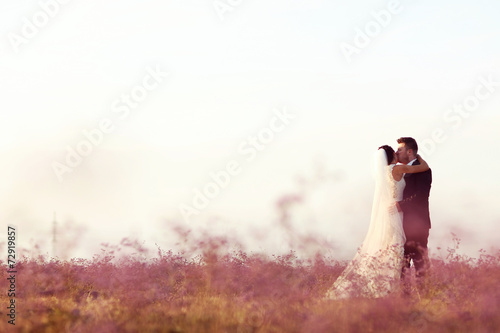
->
[325,145,429,299]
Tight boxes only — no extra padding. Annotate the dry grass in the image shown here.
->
[1,233,499,333]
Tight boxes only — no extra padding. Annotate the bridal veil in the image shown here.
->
[325,149,406,299]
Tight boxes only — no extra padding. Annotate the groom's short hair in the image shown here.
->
[397,137,418,153]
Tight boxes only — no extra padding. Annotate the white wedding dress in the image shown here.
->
[325,150,406,299]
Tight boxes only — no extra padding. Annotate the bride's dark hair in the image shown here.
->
[378,145,395,165]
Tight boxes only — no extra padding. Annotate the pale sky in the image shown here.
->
[1,0,499,260]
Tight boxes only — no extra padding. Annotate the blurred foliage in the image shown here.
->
[0,233,499,333]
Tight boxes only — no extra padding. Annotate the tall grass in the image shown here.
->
[1,231,499,332]
[2,174,498,332]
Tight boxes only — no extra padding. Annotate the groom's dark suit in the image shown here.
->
[399,159,432,277]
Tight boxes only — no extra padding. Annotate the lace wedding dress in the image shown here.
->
[325,150,406,299]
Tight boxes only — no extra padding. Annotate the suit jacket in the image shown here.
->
[399,159,432,229]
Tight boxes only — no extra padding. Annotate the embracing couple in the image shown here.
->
[326,137,432,299]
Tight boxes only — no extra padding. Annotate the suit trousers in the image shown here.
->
[402,217,430,278]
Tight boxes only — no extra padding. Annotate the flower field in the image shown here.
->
[1,234,499,333]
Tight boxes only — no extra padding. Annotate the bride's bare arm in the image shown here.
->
[392,155,429,180]
[399,155,429,174]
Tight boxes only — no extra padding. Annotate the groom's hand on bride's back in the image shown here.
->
[388,203,400,215]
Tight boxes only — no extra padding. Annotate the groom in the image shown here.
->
[395,137,432,281]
